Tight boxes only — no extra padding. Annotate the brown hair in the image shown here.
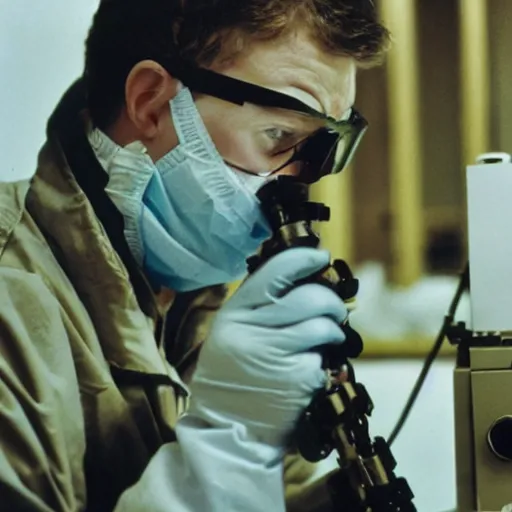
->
[84,0,390,129]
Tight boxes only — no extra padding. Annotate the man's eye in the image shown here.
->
[264,128,295,143]
[263,128,301,157]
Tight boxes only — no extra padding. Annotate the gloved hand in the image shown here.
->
[115,248,349,512]
[185,247,348,448]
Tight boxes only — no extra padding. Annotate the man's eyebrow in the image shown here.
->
[262,106,326,132]
[289,81,326,114]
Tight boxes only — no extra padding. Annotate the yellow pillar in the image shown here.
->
[310,169,354,264]
[379,0,424,286]
[459,0,491,166]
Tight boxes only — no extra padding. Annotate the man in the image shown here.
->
[0,0,389,510]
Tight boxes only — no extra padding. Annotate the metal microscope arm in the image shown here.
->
[248,176,416,512]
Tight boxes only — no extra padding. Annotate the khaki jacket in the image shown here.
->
[0,81,332,511]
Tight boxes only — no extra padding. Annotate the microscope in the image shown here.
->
[450,153,512,512]
[248,176,416,512]
[245,152,512,511]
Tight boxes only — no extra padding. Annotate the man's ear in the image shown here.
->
[125,60,180,139]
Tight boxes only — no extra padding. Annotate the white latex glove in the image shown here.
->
[116,247,347,512]
[187,246,348,446]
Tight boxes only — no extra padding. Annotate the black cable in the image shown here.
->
[387,263,469,446]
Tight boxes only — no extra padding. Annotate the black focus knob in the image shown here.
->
[487,416,512,461]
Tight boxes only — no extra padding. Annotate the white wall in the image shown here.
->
[359,359,456,512]
[0,0,100,182]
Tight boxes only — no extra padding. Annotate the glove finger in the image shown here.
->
[286,351,328,393]
[246,283,348,327]
[280,316,346,353]
[229,248,330,310]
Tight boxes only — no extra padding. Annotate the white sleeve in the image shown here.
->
[114,415,286,512]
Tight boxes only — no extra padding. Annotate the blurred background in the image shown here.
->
[1,0,509,510]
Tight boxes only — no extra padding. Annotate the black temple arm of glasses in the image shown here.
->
[165,58,321,116]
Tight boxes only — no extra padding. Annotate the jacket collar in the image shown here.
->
[46,79,159,321]
[41,80,223,375]
[24,79,188,379]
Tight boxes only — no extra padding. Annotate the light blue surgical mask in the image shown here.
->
[91,86,272,292]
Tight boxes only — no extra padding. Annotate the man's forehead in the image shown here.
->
[213,28,357,121]
[267,78,356,122]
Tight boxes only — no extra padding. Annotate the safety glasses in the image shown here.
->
[164,59,368,183]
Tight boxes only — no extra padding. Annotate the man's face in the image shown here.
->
[193,27,357,177]
[123,26,357,177]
